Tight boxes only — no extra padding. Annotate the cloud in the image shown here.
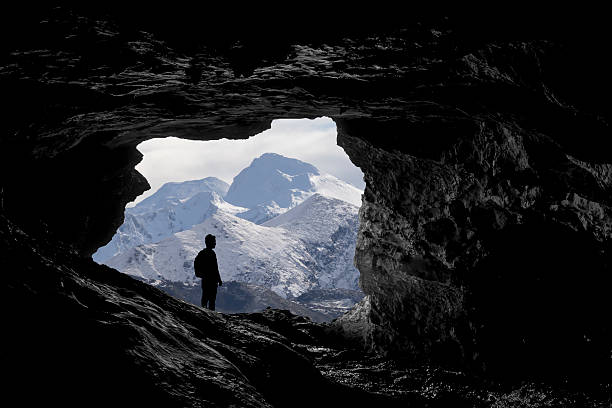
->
[131,117,364,205]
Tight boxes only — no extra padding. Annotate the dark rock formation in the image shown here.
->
[333,46,612,382]
[2,6,611,405]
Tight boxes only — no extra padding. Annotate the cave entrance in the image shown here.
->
[94,117,365,322]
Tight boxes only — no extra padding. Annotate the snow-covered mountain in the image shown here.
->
[225,153,362,224]
[106,193,360,299]
[263,193,360,290]
[133,177,230,214]
[107,206,314,297]
[93,177,233,262]
[95,154,362,263]
[99,152,364,302]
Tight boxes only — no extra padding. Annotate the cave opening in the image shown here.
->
[93,116,366,322]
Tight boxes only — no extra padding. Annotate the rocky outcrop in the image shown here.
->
[336,116,612,381]
[2,6,611,403]
[329,38,612,381]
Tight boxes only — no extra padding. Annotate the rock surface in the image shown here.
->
[334,85,612,381]
[2,6,611,405]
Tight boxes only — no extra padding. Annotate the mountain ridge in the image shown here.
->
[93,176,231,262]
[99,153,364,315]
[106,193,361,299]
[95,153,362,262]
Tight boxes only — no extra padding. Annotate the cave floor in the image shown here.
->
[311,351,610,407]
[238,309,611,407]
[308,349,610,407]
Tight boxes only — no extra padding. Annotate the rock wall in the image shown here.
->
[2,6,611,393]
[336,117,612,381]
[329,38,612,382]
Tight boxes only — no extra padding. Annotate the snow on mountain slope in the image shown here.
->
[95,155,363,263]
[225,153,319,209]
[106,208,318,298]
[224,153,362,223]
[132,177,229,214]
[264,193,357,237]
[93,177,237,263]
[310,174,362,207]
[107,194,361,298]
[263,194,360,290]
[106,194,359,298]
[98,153,364,299]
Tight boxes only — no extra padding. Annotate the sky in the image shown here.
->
[130,117,365,206]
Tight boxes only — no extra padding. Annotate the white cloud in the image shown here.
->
[130,117,365,206]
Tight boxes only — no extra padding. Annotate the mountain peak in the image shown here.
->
[224,153,319,211]
[223,153,362,223]
[248,153,320,176]
[134,176,229,213]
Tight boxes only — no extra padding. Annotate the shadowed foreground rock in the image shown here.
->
[2,215,384,407]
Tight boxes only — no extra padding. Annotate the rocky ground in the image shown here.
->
[232,309,612,407]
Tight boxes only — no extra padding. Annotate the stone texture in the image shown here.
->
[336,114,612,380]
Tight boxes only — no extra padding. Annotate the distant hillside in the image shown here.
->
[137,279,338,323]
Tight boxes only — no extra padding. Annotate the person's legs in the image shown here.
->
[201,282,212,308]
[202,284,217,310]
[208,287,218,311]
[201,286,208,308]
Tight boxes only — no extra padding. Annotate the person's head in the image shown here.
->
[205,234,216,249]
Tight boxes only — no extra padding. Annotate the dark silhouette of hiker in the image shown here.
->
[194,234,223,310]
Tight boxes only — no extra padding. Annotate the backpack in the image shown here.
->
[194,251,204,278]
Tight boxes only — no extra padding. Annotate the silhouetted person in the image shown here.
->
[194,234,223,310]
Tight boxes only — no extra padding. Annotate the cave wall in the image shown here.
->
[330,40,612,382]
[336,117,612,381]
[2,7,611,385]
